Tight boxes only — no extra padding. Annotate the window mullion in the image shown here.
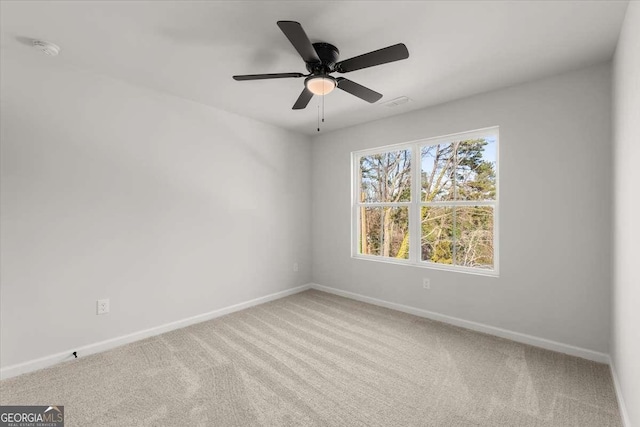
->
[452,143,457,266]
[353,153,360,257]
[410,143,420,263]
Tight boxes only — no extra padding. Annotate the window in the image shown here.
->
[352,127,499,276]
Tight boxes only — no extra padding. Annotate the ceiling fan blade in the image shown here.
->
[336,78,383,103]
[277,21,321,64]
[233,72,305,81]
[335,43,409,73]
[292,88,314,110]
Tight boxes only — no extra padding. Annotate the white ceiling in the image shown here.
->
[0,1,629,136]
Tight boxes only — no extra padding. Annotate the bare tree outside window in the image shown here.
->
[421,139,496,269]
[359,149,411,258]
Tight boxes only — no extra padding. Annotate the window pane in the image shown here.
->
[454,137,497,201]
[421,143,455,202]
[360,149,411,203]
[421,206,454,264]
[454,206,494,269]
[359,206,409,259]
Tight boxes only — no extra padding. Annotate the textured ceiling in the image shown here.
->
[0,1,629,135]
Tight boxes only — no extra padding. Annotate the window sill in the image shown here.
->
[351,254,499,277]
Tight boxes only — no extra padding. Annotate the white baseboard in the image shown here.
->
[1,282,614,381]
[0,284,311,380]
[309,283,610,364]
[609,360,630,427]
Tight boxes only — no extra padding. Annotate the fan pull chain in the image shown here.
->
[322,92,325,123]
[317,105,320,132]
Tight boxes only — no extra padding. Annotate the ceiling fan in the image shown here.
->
[233,21,409,110]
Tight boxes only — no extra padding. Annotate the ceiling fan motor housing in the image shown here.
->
[307,42,340,74]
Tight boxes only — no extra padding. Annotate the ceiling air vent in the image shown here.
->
[32,40,60,56]
[381,96,411,108]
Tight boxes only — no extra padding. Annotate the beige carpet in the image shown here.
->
[0,290,621,426]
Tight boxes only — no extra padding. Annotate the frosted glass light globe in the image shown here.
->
[306,76,336,95]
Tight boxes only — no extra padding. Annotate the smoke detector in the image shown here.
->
[32,40,60,56]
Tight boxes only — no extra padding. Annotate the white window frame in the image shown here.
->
[351,126,499,277]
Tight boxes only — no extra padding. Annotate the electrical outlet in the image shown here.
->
[97,299,110,315]
[423,278,430,289]
[293,263,299,272]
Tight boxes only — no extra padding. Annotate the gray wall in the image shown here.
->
[612,2,640,424]
[0,49,312,368]
[311,63,612,353]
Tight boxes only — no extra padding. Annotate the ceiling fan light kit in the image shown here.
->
[233,21,409,112]
[305,75,336,96]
